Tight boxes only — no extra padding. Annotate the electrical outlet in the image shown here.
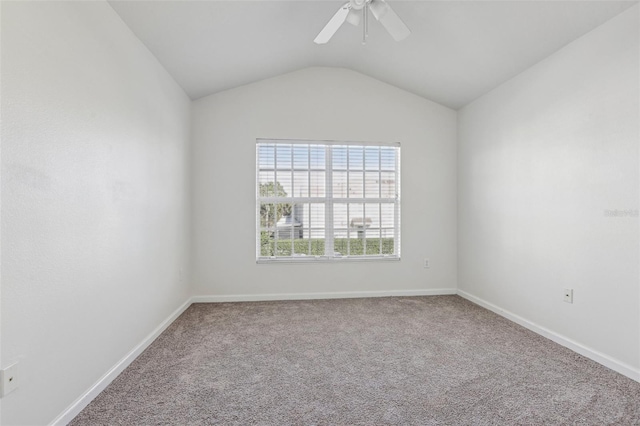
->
[563,289,573,304]
[424,258,430,268]
[1,363,19,397]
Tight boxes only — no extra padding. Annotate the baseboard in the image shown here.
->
[192,288,457,303]
[50,298,193,426]
[457,289,640,383]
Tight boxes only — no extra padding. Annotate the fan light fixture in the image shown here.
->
[314,0,410,45]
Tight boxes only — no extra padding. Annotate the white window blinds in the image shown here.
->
[256,139,400,262]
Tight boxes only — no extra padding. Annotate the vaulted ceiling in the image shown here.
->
[109,1,638,109]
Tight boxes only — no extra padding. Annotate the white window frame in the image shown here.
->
[256,139,401,263]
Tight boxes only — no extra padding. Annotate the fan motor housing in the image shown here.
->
[349,0,368,10]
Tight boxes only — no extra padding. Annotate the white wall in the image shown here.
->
[1,2,191,424]
[191,67,457,298]
[458,5,639,375]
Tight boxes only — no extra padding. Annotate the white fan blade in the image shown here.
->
[370,0,410,41]
[369,0,389,20]
[314,3,351,44]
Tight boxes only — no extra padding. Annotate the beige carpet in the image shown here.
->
[70,296,640,425]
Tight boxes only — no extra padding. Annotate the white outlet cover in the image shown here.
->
[1,363,19,397]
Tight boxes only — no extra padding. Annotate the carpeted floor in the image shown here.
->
[70,296,640,425]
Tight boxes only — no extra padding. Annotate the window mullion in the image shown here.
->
[363,202,367,255]
[346,147,350,256]
[325,145,334,257]
[362,146,366,256]
[379,146,382,255]
[307,147,311,254]
[290,145,294,254]
[273,145,279,256]
[394,146,400,257]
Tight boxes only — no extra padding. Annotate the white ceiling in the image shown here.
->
[109,0,638,109]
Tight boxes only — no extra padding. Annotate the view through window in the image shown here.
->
[256,139,400,262]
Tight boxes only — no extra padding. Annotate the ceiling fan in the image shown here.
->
[314,0,410,45]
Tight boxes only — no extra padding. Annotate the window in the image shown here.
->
[256,139,400,262]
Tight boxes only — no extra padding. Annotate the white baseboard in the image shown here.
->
[191,288,457,303]
[50,298,193,426]
[457,289,640,383]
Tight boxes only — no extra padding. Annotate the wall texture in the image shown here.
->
[1,2,191,424]
[191,67,457,298]
[458,6,639,374]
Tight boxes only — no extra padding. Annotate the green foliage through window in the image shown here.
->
[259,182,292,228]
[260,233,394,257]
